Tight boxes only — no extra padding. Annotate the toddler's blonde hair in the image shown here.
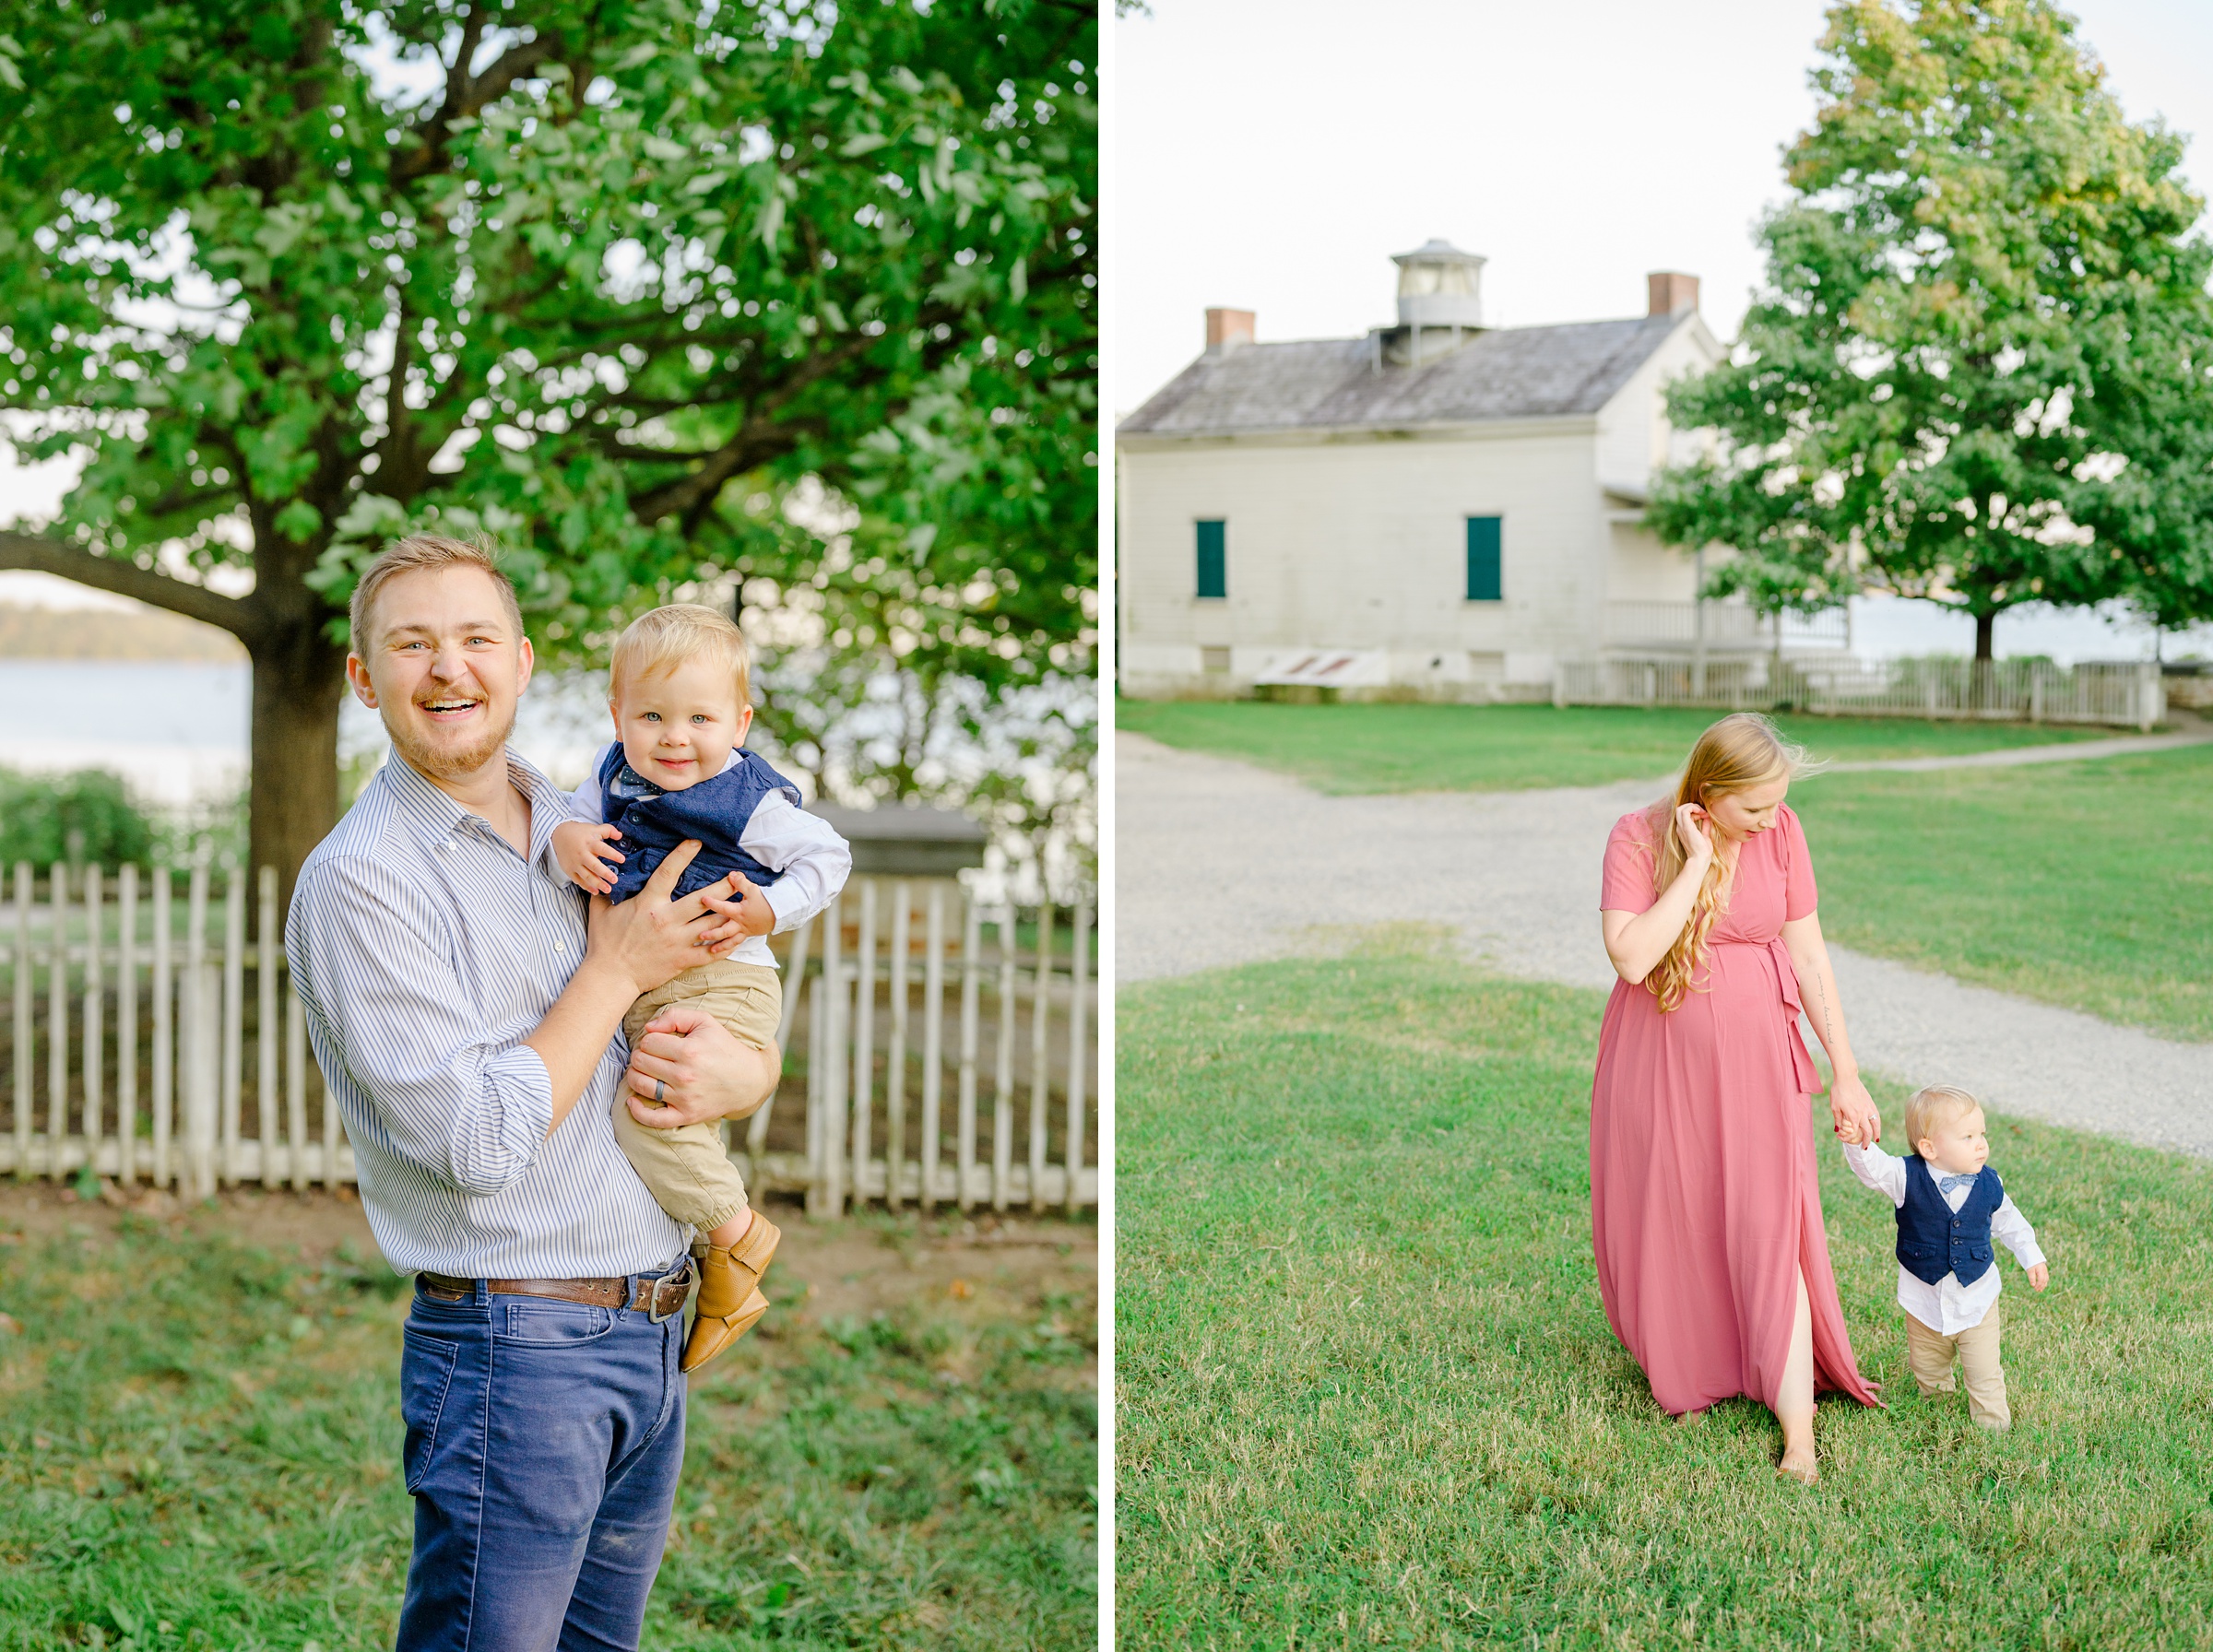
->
[1905,1084,1982,1151]
[609,603,751,710]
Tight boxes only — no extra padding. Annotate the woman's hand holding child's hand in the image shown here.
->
[553,820,625,896]
[2027,1262,2049,1292]
[1828,1072,1881,1148]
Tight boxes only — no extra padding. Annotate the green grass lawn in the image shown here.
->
[1117,936,2213,1650]
[1117,700,2109,794]
[1796,744,2213,1043]
[0,1209,1095,1650]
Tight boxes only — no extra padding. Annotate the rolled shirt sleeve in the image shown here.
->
[295,856,551,1196]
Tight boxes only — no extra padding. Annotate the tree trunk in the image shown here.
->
[1970,609,1998,714]
[247,623,352,912]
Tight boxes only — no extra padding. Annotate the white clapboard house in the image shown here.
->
[1116,242,1845,700]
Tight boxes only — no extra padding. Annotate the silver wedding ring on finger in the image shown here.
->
[655,1079,666,1105]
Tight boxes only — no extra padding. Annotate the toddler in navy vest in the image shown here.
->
[551,604,851,1373]
[1841,1083,2048,1430]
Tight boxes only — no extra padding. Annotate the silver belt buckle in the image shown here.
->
[646,1261,693,1324]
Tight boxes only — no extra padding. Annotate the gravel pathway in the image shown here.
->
[1826,717,2212,773]
[1117,731,2213,1159]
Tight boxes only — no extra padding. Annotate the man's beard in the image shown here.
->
[386,698,517,784]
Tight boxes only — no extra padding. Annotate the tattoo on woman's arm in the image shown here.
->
[1809,970,1839,1051]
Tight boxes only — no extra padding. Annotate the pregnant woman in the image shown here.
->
[1592,713,1882,1483]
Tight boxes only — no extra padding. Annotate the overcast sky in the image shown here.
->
[1111,0,2213,418]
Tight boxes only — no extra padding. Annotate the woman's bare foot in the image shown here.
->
[1774,1268,1819,1482]
[1778,1434,1818,1485]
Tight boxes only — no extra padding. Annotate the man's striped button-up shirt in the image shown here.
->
[286,749,684,1279]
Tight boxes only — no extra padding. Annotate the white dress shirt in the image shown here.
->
[288,749,686,1278]
[565,743,851,969]
[1842,1141,2046,1336]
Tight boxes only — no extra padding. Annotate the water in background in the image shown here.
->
[0,662,1097,903]
[0,660,249,807]
[0,660,613,806]
[5,594,2206,809]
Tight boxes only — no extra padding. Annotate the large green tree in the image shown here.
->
[1650,0,2213,660]
[0,0,1095,895]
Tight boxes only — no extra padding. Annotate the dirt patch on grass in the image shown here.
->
[0,1179,380,1257]
[0,1180,1095,1361]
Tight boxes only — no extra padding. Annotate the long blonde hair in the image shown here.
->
[1644,713,1810,1012]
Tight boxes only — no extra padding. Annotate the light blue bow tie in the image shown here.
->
[1938,1173,1980,1195]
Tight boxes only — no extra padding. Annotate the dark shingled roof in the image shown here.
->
[1118,313,1684,437]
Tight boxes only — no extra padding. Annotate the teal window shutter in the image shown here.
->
[1466,516,1502,601]
[1196,520,1226,598]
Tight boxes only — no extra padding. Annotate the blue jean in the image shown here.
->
[395,1263,691,1651]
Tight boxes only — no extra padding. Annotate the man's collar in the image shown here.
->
[376,746,571,869]
[376,749,472,849]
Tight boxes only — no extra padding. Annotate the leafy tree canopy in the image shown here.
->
[1649,0,2213,659]
[0,0,1095,890]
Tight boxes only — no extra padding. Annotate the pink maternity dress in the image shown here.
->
[1590,802,1879,1417]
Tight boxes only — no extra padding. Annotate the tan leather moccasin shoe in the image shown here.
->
[680,1212,782,1375]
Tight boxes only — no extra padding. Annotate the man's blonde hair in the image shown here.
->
[1905,1084,1982,1150]
[349,534,523,649]
[609,603,751,709]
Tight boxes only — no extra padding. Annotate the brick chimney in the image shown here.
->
[1647,272,1699,318]
[1205,307,1256,352]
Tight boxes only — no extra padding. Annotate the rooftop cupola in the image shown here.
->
[1392,239,1486,329]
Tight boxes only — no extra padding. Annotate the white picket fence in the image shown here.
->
[0,865,1095,1218]
[1794,657,2163,728]
[1556,656,2165,729]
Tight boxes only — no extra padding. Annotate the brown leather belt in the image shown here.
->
[417,1264,696,1322]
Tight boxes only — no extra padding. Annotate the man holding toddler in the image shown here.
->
[288,535,782,1648]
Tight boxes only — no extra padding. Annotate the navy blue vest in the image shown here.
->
[1896,1155,2003,1287]
[595,744,802,905]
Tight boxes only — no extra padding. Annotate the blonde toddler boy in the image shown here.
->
[1841,1084,2049,1430]
[551,604,850,1373]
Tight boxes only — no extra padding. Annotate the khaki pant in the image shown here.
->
[615,960,782,1233]
[1904,1302,2011,1431]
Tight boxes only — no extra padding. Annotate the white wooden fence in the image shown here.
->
[1793,657,2163,728]
[1556,656,2165,730]
[0,866,1095,1218]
